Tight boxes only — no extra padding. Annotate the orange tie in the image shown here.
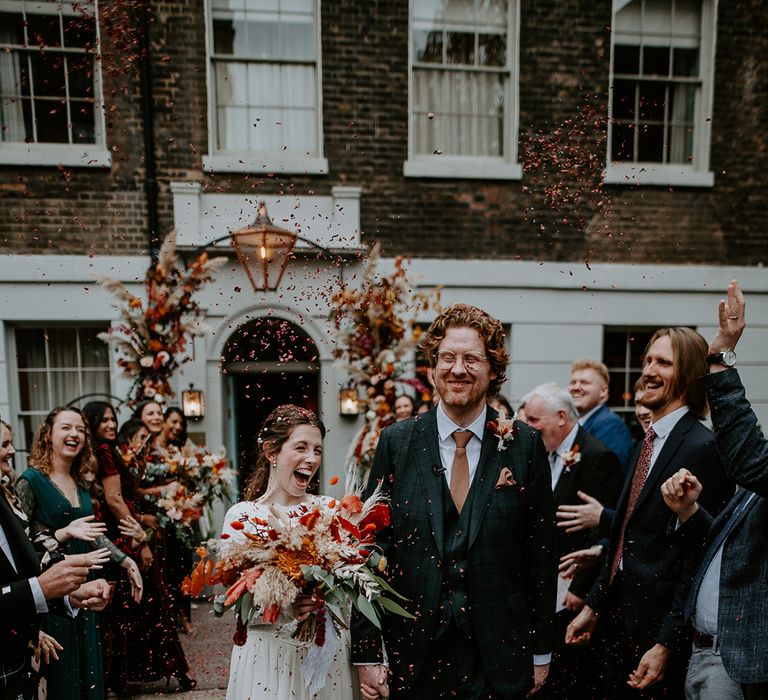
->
[450,430,473,513]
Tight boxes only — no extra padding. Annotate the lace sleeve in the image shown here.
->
[95,534,127,564]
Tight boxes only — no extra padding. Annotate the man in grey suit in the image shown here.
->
[662,280,767,700]
[352,304,557,699]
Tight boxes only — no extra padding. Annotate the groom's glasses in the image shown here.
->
[434,351,488,371]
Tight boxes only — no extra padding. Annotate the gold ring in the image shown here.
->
[728,315,739,320]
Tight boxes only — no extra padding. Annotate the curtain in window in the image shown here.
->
[0,26,25,142]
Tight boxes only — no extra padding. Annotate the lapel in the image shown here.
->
[0,491,40,578]
[552,426,584,504]
[467,407,508,549]
[633,412,695,515]
[412,410,447,559]
[710,487,759,544]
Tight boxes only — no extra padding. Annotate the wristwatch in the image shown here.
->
[706,349,737,367]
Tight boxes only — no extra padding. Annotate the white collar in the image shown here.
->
[649,405,690,438]
[436,402,488,443]
[555,422,580,456]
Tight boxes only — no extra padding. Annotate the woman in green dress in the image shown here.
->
[16,407,140,700]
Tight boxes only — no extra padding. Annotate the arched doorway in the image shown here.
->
[221,317,320,496]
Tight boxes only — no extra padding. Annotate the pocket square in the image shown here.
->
[495,467,517,490]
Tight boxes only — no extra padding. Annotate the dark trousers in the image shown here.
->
[596,577,686,700]
[400,622,512,700]
[1,670,36,700]
[742,684,768,700]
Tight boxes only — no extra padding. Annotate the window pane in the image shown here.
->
[20,415,44,456]
[637,122,664,162]
[71,101,95,143]
[612,79,636,119]
[80,328,110,367]
[26,13,62,48]
[638,81,666,121]
[19,372,50,411]
[446,32,474,65]
[46,329,78,367]
[16,328,47,368]
[49,370,82,405]
[68,55,94,99]
[63,15,95,49]
[672,47,699,77]
[414,29,443,63]
[478,33,506,67]
[611,122,635,161]
[642,46,670,76]
[213,18,239,54]
[31,54,67,98]
[614,44,640,74]
[217,105,249,150]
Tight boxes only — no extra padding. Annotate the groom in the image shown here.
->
[352,304,557,699]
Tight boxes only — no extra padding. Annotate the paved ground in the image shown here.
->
[131,600,230,699]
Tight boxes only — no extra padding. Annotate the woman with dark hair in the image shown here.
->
[84,409,195,693]
[15,407,136,700]
[157,406,195,455]
[222,404,357,700]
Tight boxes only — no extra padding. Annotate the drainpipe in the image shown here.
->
[139,0,160,262]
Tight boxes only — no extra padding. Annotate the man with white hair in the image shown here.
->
[522,383,623,698]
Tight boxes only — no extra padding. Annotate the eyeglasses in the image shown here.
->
[434,351,488,371]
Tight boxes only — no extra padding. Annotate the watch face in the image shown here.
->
[723,350,737,367]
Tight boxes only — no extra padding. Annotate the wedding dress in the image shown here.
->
[222,495,358,700]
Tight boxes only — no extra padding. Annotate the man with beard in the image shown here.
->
[566,328,734,699]
[352,304,557,699]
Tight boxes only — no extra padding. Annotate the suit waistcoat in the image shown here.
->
[439,476,473,636]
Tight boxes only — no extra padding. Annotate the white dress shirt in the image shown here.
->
[646,406,690,481]
[550,423,579,491]
[436,403,486,485]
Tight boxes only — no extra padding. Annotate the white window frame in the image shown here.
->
[8,322,112,471]
[604,0,717,188]
[202,0,328,175]
[404,0,521,180]
[0,0,111,168]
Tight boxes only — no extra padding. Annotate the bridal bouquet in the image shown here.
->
[183,488,412,693]
[182,447,234,506]
[154,481,206,546]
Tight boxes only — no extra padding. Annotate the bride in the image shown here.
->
[221,405,363,700]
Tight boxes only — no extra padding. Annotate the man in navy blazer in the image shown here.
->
[662,280,768,700]
[569,359,634,469]
[566,328,734,699]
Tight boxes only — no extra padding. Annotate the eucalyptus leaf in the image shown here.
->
[356,592,381,629]
[378,596,416,619]
[372,574,409,601]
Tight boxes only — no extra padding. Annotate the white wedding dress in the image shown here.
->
[222,495,359,700]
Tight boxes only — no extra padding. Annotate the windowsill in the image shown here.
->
[404,157,522,180]
[603,163,714,188]
[0,145,112,168]
[202,153,329,175]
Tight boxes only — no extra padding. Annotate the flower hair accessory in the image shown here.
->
[562,444,582,471]
[487,416,518,452]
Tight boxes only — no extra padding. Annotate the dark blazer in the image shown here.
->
[351,406,558,698]
[554,427,623,599]
[581,404,634,468]
[680,370,768,684]
[586,410,734,649]
[0,492,41,691]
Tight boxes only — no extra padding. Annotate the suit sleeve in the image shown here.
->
[0,576,37,620]
[588,415,633,467]
[524,432,558,655]
[350,428,395,664]
[569,449,622,599]
[704,369,768,498]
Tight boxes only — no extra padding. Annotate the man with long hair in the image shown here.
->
[567,328,735,698]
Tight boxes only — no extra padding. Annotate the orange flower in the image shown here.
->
[340,494,363,515]
[329,475,339,486]
[230,520,245,530]
[275,539,322,581]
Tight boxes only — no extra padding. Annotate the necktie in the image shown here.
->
[684,489,755,621]
[450,430,473,513]
[610,426,656,582]
[549,452,558,469]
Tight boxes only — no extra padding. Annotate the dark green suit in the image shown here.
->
[351,407,558,698]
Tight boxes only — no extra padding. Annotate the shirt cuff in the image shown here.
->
[29,577,48,614]
[63,595,79,618]
[533,653,552,666]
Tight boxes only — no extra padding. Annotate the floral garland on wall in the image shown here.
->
[330,244,440,492]
[97,230,227,405]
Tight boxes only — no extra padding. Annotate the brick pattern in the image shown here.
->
[0,0,766,264]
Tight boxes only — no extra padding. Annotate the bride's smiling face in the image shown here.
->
[266,424,323,501]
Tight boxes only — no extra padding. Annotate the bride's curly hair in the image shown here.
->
[243,404,326,500]
[28,407,97,488]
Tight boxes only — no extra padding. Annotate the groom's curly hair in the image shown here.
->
[421,304,509,397]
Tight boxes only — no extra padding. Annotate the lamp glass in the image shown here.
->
[339,388,360,416]
[182,388,205,418]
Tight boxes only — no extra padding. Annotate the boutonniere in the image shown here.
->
[495,466,518,490]
[487,417,518,452]
[562,445,582,472]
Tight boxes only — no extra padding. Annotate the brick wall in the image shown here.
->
[1,0,765,265]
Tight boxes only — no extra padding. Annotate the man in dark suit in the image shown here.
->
[521,382,622,697]
[352,304,558,699]
[566,327,734,699]
[662,280,767,700]
[569,358,634,469]
[1,476,110,699]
